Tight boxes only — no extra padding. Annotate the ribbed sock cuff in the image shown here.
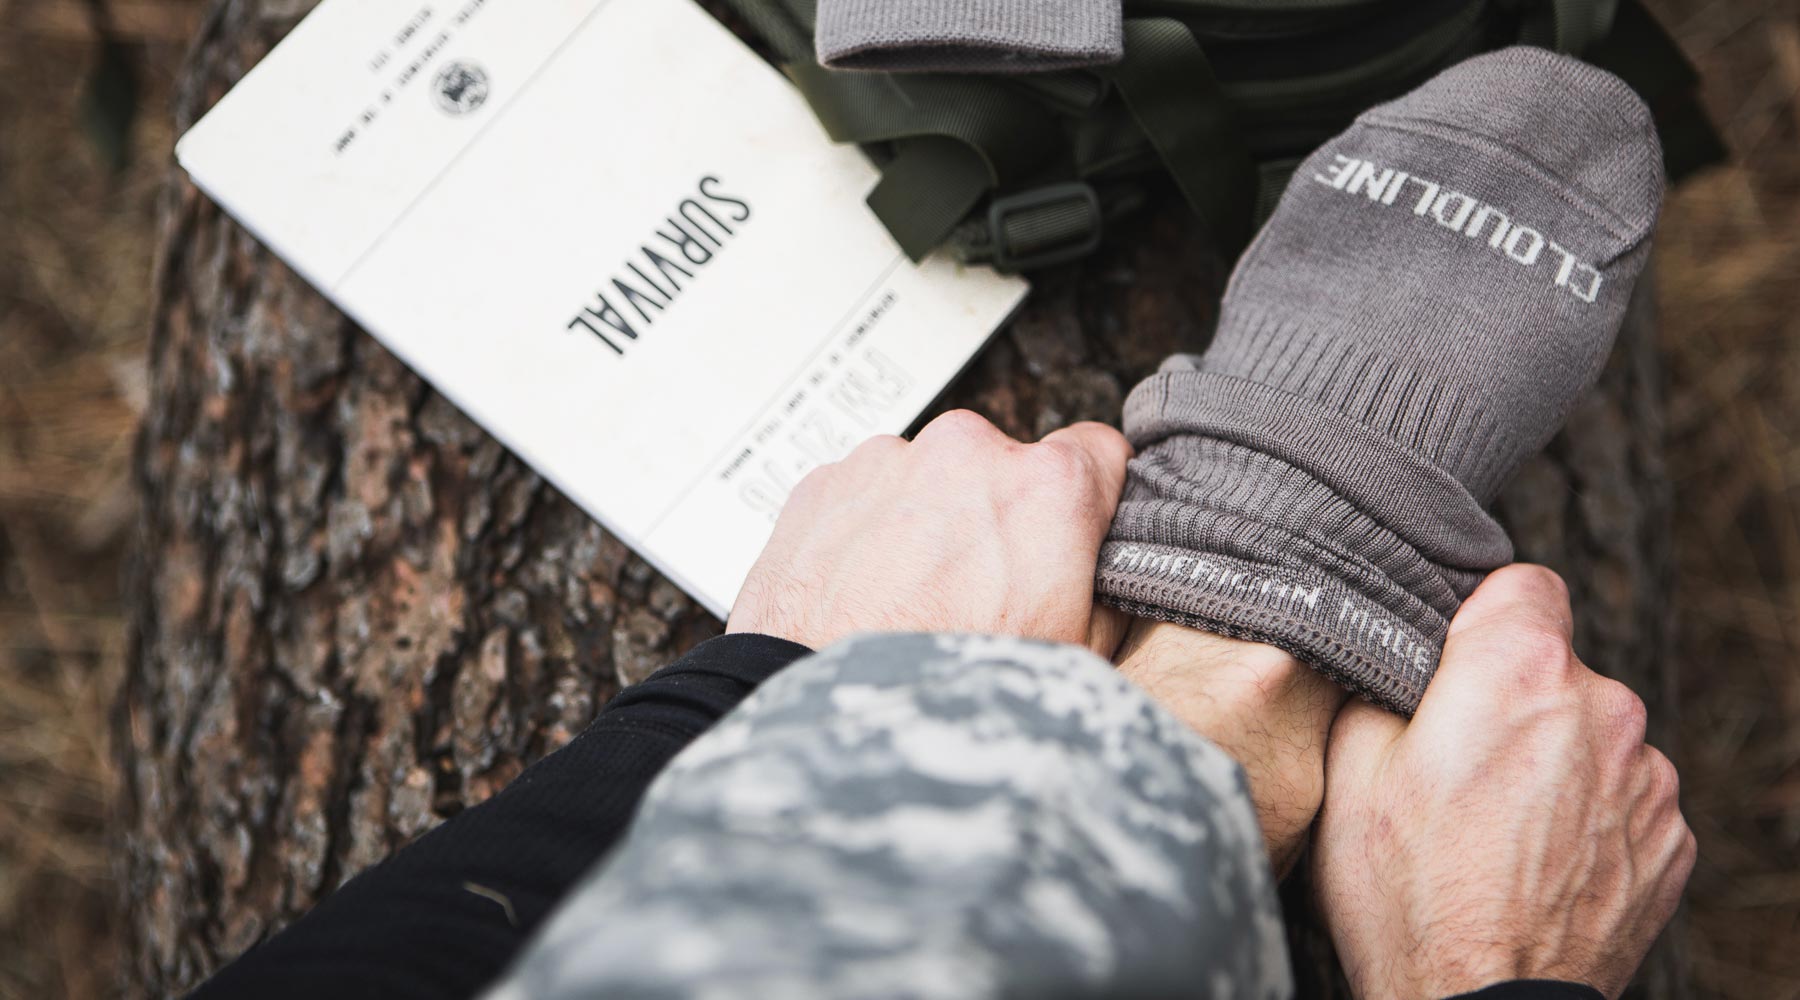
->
[1100,371,1512,715]
[815,0,1124,73]
[1098,542,1441,714]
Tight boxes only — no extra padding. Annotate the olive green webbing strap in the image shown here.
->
[1097,18,1257,253]
[952,18,1261,267]
[996,195,1100,259]
[720,0,1073,260]
[1003,71,1112,114]
[715,0,813,62]
[716,0,994,258]
[785,63,1069,259]
[867,139,996,261]
[721,0,1257,262]
[1581,0,1726,180]
[1551,0,1619,52]
[718,0,1719,265]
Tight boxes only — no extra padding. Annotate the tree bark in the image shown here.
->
[118,1,1684,996]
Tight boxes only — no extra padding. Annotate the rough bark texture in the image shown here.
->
[118,1,1683,996]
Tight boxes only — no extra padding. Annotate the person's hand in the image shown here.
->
[728,410,1131,654]
[1312,565,1695,999]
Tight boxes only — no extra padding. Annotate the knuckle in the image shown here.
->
[1596,678,1649,739]
[1678,823,1699,868]
[1065,421,1134,463]
[1472,565,1573,631]
[1025,438,1092,488]
[1501,563,1571,607]
[790,462,836,499]
[1661,811,1699,885]
[1072,418,1128,439]
[848,433,905,461]
[921,408,996,442]
[1646,746,1681,800]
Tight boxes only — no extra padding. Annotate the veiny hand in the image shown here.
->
[1312,565,1695,999]
[728,410,1132,654]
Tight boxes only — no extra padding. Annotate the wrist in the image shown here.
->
[1370,931,1587,1000]
[1115,619,1346,874]
[1443,981,1605,1000]
[1116,620,1343,728]
[725,592,816,650]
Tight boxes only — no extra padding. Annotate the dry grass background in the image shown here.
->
[1652,1,1800,991]
[0,1,1795,997]
[1,4,196,998]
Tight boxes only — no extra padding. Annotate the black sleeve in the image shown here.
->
[188,632,812,1000]
[1446,982,1605,1000]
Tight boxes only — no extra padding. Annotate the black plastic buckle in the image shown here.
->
[986,183,1104,272]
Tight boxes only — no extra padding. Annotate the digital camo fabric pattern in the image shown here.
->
[485,633,1292,1000]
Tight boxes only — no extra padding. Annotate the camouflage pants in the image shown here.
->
[485,633,1293,1000]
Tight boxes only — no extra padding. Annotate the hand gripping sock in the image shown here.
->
[1096,48,1664,715]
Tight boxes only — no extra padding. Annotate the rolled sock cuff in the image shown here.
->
[1128,371,1513,568]
[815,0,1124,73]
[1099,371,1511,715]
[1099,542,1442,714]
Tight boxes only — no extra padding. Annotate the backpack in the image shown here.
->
[716,0,1723,271]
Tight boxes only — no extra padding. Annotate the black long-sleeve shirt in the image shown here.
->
[189,633,1602,1000]
[189,633,813,1000]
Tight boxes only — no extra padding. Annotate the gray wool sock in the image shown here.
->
[815,0,1123,73]
[1097,47,1664,715]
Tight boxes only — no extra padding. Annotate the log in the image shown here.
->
[117,1,1684,995]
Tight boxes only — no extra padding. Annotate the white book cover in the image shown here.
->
[176,0,1028,617]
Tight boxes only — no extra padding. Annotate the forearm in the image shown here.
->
[188,633,810,1000]
[489,633,1291,1000]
